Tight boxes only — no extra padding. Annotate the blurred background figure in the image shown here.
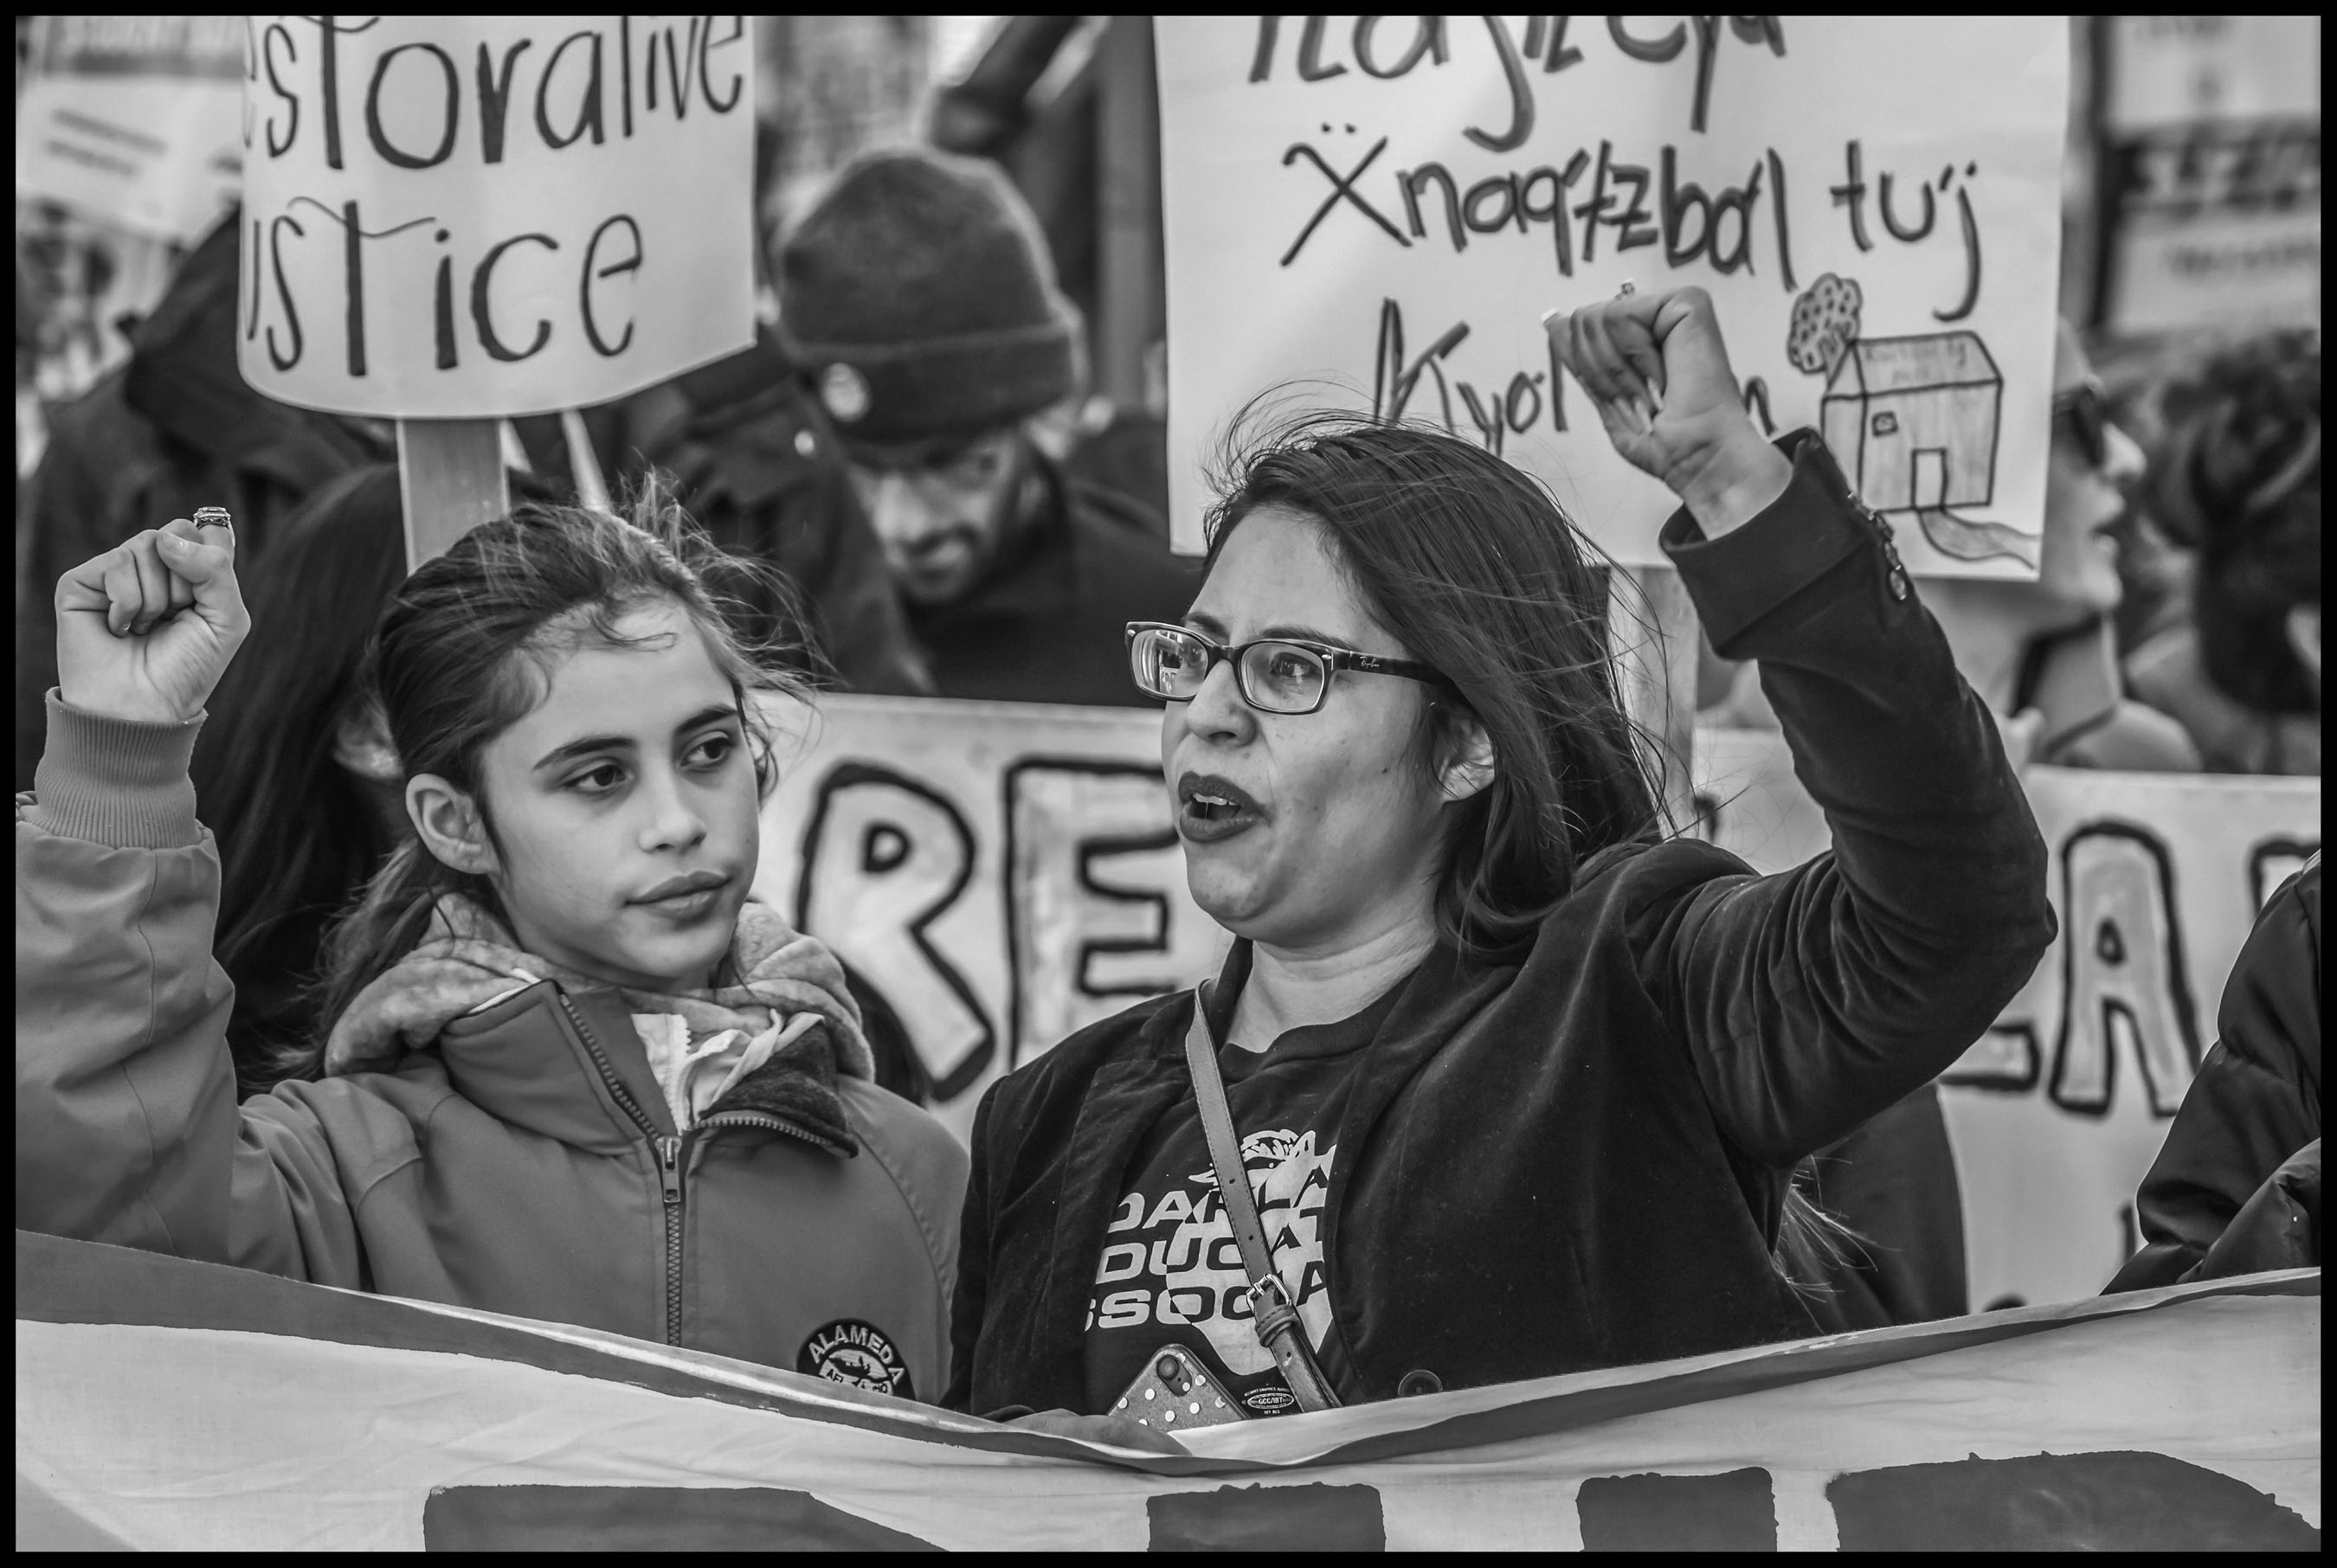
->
[770,147,1192,706]
[2108,855,2320,1290]
[2122,331,2321,775]
[14,214,396,794]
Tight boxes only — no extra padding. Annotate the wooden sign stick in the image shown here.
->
[396,417,508,570]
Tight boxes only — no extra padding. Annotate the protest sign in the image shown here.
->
[15,1231,2319,1550]
[1156,17,2068,577]
[2094,16,2321,336]
[1694,725,2322,1308]
[235,16,756,420]
[16,16,244,244]
[758,697,2320,1306]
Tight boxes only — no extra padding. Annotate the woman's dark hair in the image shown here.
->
[1202,410,1666,962]
[2154,331,2321,714]
[190,466,409,1096]
[295,479,809,1081]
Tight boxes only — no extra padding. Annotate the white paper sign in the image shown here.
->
[15,16,244,244]
[1158,17,2069,577]
[236,15,756,419]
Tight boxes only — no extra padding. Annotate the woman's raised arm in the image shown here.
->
[1551,289,2056,1163]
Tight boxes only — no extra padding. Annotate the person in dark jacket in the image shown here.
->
[622,326,938,700]
[2108,857,2321,1291]
[772,148,1195,706]
[948,286,2054,1447]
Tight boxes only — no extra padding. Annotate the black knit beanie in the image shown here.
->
[775,148,1078,441]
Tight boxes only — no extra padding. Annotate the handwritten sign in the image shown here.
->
[236,16,756,419]
[757,696,2320,1308]
[15,16,244,243]
[1156,17,2068,577]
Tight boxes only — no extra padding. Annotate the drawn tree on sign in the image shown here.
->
[1787,273,1864,380]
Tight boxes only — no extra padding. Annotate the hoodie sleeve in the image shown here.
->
[1643,432,2057,1164]
[16,693,362,1280]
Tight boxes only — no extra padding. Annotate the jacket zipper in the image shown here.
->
[554,995,851,1344]
[556,993,689,1346]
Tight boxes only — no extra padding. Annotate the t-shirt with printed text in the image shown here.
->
[1079,977,1409,1419]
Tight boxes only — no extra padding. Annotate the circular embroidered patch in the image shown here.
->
[820,362,871,423]
[798,1318,913,1398]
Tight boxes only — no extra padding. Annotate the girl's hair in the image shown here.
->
[2154,331,2321,715]
[293,479,808,1080]
[1201,409,1665,962]
[190,466,409,1097]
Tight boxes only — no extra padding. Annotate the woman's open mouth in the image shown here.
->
[1177,772,1263,844]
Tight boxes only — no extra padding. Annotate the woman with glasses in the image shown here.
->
[946,286,2054,1449]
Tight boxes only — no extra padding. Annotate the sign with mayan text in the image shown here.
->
[15,1232,2321,1549]
[16,16,245,243]
[1156,18,2068,576]
[1695,726,2321,1309]
[236,16,755,418]
[761,697,2319,1308]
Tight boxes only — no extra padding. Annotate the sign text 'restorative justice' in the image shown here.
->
[236,16,755,419]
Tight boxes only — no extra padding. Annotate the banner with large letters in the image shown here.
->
[14,1231,2319,1550]
[754,697,2321,1308]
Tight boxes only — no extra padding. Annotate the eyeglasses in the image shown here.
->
[1124,621,1453,716]
[2054,383,2110,470]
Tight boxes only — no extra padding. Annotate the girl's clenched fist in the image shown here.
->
[55,515,251,726]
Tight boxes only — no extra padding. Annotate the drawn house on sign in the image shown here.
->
[1819,333,2003,512]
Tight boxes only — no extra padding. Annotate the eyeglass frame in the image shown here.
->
[1124,620,1456,716]
[2053,382,2110,470]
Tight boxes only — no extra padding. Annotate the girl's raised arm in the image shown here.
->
[18,517,357,1276]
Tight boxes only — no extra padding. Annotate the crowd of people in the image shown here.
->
[13,127,2322,1449]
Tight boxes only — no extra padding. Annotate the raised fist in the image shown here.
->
[55,515,251,726]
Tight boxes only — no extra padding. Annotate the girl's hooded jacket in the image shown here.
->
[16,722,968,1398]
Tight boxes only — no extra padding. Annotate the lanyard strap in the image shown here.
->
[1181,990,1342,1413]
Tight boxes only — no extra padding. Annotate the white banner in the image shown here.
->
[235,15,756,418]
[1157,16,2069,577]
[758,697,2321,1308]
[14,1232,2321,1550]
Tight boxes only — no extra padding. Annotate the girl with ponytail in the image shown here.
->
[18,487,965,1396]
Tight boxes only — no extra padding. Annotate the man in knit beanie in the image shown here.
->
[775,147,1193,706]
